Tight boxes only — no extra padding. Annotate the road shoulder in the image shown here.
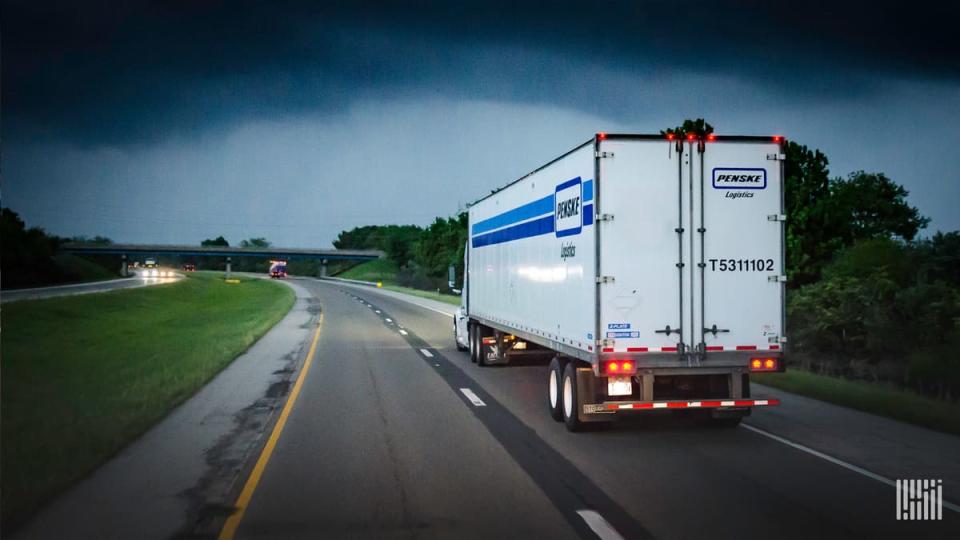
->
[12,280,318,540]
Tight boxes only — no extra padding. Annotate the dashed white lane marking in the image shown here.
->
[398,329,408,335]
[459,388,486,407]
[741,423,960,513]
[375,310,381,314]
[419,348,434,358]
[385,318,392,323]
[575,509,624,540]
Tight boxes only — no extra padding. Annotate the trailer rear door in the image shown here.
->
[596,138,685,353]
[693,139,785,354]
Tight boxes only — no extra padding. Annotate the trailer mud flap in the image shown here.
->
[576,367,615,422]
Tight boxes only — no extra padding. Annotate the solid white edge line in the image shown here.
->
[419,348,434,358]
[323,279,456,317]
[741,423,960,514]
[575,509,624,540]
[459,388,486,407]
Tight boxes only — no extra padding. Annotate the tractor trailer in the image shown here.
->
[454,133,786,431]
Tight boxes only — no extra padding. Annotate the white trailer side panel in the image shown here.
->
[468,144,596,354]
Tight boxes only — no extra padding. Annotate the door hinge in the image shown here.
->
[595,213,614,222]
[595,151,615,158]
[767,214,787,222]
[768,275,788,283]
[596,276,615,284]
[766,153,786,161]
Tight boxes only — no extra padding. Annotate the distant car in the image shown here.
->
[269,261,288,279]
[181,263,196,272]
[144,258,157,268]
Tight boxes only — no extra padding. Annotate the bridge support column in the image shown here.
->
[120,254,128,277]
[319,258,328,278]
[226,257,232,279]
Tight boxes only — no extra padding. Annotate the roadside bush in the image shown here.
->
[789,236,960,400]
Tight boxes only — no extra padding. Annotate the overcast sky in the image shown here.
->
[4,1,959,247]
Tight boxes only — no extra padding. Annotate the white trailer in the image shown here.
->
[455,133,785,430]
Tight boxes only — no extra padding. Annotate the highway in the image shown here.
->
[1,274,181,303]
[229,279,960,539]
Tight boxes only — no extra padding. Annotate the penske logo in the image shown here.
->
[555,177,583,237]
[712,168,767,190]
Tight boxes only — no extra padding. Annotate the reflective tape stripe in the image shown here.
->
[602,399,779,411]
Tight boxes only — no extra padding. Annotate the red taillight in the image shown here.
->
[603,360,637,376]
[750,357,779,372]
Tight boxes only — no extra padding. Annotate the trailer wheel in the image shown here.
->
[561,362,584,432]
[455,320,467,351]
[468,324,478,363]
[547,357,567,421]
[476,326,490,367]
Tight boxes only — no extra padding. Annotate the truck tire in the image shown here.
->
[455,320,467,351]
[547,357,567,421]
[561,362,584,432]
[468,324,478,363]
[476,326,490,367]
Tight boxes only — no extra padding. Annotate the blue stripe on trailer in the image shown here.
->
[471,215,554,247]
[471,194,554,235]
[582,179,593,202]
[582,203,593,226]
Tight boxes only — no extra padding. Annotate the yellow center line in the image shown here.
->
[218,312,325,540]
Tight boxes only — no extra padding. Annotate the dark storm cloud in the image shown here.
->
[5,0,959,145]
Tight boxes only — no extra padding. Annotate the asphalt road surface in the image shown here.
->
[233,279,959,539]
[1,274,181,303]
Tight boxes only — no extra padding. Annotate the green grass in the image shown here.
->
[336,258,398,282]
[0,273,295,529]
[381,284,460,306]
[753,369,960,436]
[335,260,459,306]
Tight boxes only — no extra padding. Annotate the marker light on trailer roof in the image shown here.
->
[666,133,674,140]
[598,132,607,140]
[773,135,783,142]
[707,133,716,141]
[687,133,696,141]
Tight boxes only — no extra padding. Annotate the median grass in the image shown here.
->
[0,273,294,530]
[753,369,960,436]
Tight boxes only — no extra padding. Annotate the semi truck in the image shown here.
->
[454,133,785,431]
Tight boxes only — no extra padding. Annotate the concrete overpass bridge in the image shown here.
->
[62,243,384,277]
